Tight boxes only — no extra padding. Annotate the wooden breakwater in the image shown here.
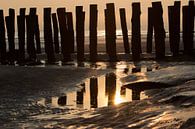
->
[0,1,194,65]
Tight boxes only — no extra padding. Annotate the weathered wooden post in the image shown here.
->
[29,8,41,54]
[131,3,142,61]
[105,3,117,61]
[0,10,7,64]
[26,15,36,61]
[168,1,181,56]
[189,0,194,54]
[89,4,98,62]
[183,4,194,55]
[168,6,175,54]
[6,9,16,64]
[66,12,75,54]
[90,77,98,108]
[17,8,26,63]
[57,8,67,60]
[173,1,181,56]
[189,0,195,17]
[34,15,41,54]
[76,6,85,62]
[182,6,189,55]
[44,8,55,63]
[146,7,153,53]
[19,8,26,16]
[105,9,109,54]
[152,2,166,59]
[29,8,36,15]
[168,2,180,56]
[119,8,130,54]
[52,13,60,53]
[57,8,72,62]
[105,73,116,105]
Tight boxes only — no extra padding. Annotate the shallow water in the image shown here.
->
[35,61,154,111]
[37,72,148,110]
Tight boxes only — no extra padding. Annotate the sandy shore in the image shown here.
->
[47,80,194,129]
[0,62,195,128]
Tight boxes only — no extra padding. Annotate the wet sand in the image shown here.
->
[0,62,195,128]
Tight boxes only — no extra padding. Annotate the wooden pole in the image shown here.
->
[6,9,15,64]
[0,10,7,64]
[168,6,175,55]
[173,1,181,56]
[106,3,117,61]
[146,7,153,53]
[89,4,98,62]
[52,13,60,54]
[76,6,85,62]
[57,8,72,62]
[66,12,75,54]
[17,8,26,64]
[57,8,67,60]
[29,8,36,15]
[119,8,130,54]
[90,77,98,108]
[168,2,180,56]
[183,5,194,55]
[105,9,109,54]
[34,15,41,54]
[189,0,194,54]
[43,8,55,63]
[30,8,41,54]
[182,6,188,55]
[20,8,26,16]
[26,15,36,61]
[152,2,166,59]
[131,3,142,61]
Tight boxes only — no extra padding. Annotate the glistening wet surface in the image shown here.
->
[36,63,156,110]
[37,73,148,110]
[0,61,162,128]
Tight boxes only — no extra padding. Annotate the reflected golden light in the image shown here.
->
[114,90,126,105]
[114,96,125,105]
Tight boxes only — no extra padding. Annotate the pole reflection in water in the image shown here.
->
[77,83,85,108]
[37,64,152,110]
[106,73,117,105]
[90,77,98,108]
[132,89,141,100]
[120,86,126,96]
[58,96,67,106]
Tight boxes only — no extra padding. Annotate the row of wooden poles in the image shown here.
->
[0,1,194,65]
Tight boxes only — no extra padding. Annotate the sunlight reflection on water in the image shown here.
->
[37,61,155,110]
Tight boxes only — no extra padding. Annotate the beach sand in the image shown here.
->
[0,62,195,129]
